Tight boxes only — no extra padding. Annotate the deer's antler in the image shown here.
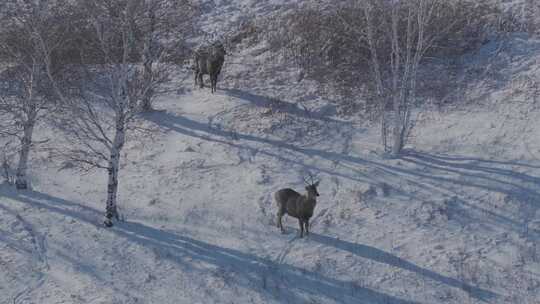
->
[303,172,318,186]
[303,174,311,185]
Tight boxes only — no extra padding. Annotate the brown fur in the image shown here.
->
[275,182,319,237]
[193,42,226,93]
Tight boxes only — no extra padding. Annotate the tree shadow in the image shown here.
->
[401,150,540,193]
[0,189,426,304]
[148,110,539,188]
[406,152,540,169]
[0,188,154,302]
[0,203,35,255]
[143,110,374,185]
[224,88,343,123]
[308,233,497,301]
[398,150,540,239]
[145,110,540,239]
[0,186,100,226]
[115,221,425,304]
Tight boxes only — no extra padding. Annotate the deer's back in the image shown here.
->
[275,188,303,217]
[195,45,225,75]
[206,51,225,75]
[194,52,208,74]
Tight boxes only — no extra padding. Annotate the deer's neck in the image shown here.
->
[303,193,317,204]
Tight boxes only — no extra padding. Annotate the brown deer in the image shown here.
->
[275,175,320,237]
[193,41,226,93]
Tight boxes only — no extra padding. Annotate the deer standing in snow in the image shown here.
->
[275,175,320,237]
[193,41,226,93]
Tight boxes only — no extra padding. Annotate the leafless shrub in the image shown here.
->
[0,0,74,189]
[496,0,540,35]
[136,0,197,110]
[228,19,260,49]
[45,0,176,227]
[265,0,499,155]
[266,1,495,101]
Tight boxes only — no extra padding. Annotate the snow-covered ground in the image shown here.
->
[2,2,540,304]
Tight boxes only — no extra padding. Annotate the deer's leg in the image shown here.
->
[298,219,304,238]
[199,73,204,88]
[277,210,285,233]
[304,219,310,235]
[194,71,198,87]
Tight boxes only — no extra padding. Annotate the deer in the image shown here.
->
[193,41,226,93]
[275,174,320,238]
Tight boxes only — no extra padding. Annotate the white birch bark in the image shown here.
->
[390,2,403,157]
[13,61,41,190]
[104,109,126,226]
[141,8,157,111]
[15,112,36,189]
[362,1,388,152]
[0,1,66,190]
[103,49,130,225]
[36,0,185,226]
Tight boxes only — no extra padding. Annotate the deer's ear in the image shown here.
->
[314,181,320,187]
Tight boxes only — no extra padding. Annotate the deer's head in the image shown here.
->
[304,174,320,197]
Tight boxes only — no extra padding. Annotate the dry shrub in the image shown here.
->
[263,0,503,116]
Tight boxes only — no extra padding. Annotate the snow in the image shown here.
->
[2,2,540,304]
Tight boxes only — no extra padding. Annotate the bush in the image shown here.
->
[495,0,540,35]
[263,0,502,115]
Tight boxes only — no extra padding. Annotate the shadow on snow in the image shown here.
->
[144,110,540,240]
[0,188,499,303]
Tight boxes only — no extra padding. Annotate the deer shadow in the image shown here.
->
[308,232,497,301]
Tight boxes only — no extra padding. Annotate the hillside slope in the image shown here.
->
[2,2,540,304]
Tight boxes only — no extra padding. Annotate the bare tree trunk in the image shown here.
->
[390,0,428,157]
[140,8,157,112]
[104,156,119,226]
[15,64,38,190]
[390,2,404,157]
[141,52,154,111]
[363,1,388,152]
[104,27,131,226]
[391,107,403,156]
[15,116,35,190]
[381,112,388,152]
[104,110,126,227]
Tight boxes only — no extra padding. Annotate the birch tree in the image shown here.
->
[0,62,45,190]
[357,0,434,156]
[279,1,494,156]
[354,0,493,156]
[46,0,170,227]
[0,1,68,189]
[138,0,196,111]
